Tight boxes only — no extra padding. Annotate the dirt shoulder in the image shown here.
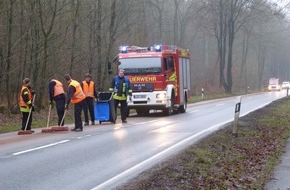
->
[118,98,290,189]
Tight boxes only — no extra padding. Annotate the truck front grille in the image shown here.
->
[133,101,147,104]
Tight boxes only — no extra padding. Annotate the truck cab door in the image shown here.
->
[163,56,176,85]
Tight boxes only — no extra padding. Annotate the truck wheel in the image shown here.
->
[178,97,187,113]
[163,91,175,116]
[179,99,187,113]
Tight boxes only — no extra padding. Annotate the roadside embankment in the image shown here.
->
[118,97,290,189]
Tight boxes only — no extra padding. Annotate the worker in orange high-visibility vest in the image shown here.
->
[19,78,35,132]
[81,73,98,126]
[48,78,66,126]
[64,74,86,132]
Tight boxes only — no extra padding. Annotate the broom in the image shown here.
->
[51,109,68,131]
[18,94,36,135]
[41,104,53,133]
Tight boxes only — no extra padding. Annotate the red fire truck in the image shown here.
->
[113,44,191,115]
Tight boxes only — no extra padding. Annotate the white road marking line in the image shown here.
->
[12,140,70,156]
[188,109,199,113]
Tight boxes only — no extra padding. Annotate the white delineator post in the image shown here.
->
[233,96,242,137]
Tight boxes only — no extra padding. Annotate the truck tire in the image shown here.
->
[179,95,187,113]
[163,90,175,116]
[179,101,187,113]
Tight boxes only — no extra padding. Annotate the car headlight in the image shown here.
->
[156,93,166,99]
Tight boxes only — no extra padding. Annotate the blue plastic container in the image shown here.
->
[94,92,116,124]
[95,102,110,122]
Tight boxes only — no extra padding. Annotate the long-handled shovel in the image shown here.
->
[18,95,36,135]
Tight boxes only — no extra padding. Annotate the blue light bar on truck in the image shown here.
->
[119,46,128,53]
[154,44,162,52]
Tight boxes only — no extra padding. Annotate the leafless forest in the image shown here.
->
[0,0,289,110]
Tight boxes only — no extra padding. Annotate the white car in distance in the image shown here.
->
[281,81,290,90]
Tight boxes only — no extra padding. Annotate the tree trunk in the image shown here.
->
[240,29,249,93]
[38,0,58,107]
[96,0,102,87]
[5,0,15,110]
[173,0,179,45]
[102,0,117,91]
[0,42,3,102]
[226,0,235,94]
[69,0,79,76]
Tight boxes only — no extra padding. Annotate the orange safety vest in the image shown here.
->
[82,81,94,98]
[52,79,65,97]
[19,86,32,107]
[69,80,86,103]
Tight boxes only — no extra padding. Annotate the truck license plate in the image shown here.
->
[134,95,146,99]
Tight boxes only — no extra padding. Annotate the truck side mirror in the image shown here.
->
[108,62,112,75]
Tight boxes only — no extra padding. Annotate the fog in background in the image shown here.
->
[0,0,289,109]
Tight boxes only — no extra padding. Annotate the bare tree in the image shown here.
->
[4,0,16,110]
[96,0,102,82]
[68,0,80,76]
[239,26,250,93]
[102,0,117,91]
[37,0,58,107]
[209,0,252,93]
[148,0,165,42]
[0,0,289,111]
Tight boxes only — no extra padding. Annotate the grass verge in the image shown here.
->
[189,93,238,103]
[0,109,74,133]
[118,97,290,189]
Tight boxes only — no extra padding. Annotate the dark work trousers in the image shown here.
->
[83,97,95,123]
[74,100,84,129]
[22,111,32,130]
[114,99,128,121]
[55,98,66,126]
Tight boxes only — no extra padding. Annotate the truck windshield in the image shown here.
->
[269,78,279,85]
[118,57,161,75]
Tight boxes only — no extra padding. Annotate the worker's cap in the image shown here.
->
[64,74,71,81]
[23,78,30,85]
[85,73,92,78]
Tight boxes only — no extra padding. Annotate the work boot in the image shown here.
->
[75,128,83,132]
[84,122,89,126]
[122,120,127,123]
[91,121,95,125]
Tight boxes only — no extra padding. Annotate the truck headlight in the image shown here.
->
[156,93,166,99]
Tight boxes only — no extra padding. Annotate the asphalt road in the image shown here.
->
[0,91,287,190]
